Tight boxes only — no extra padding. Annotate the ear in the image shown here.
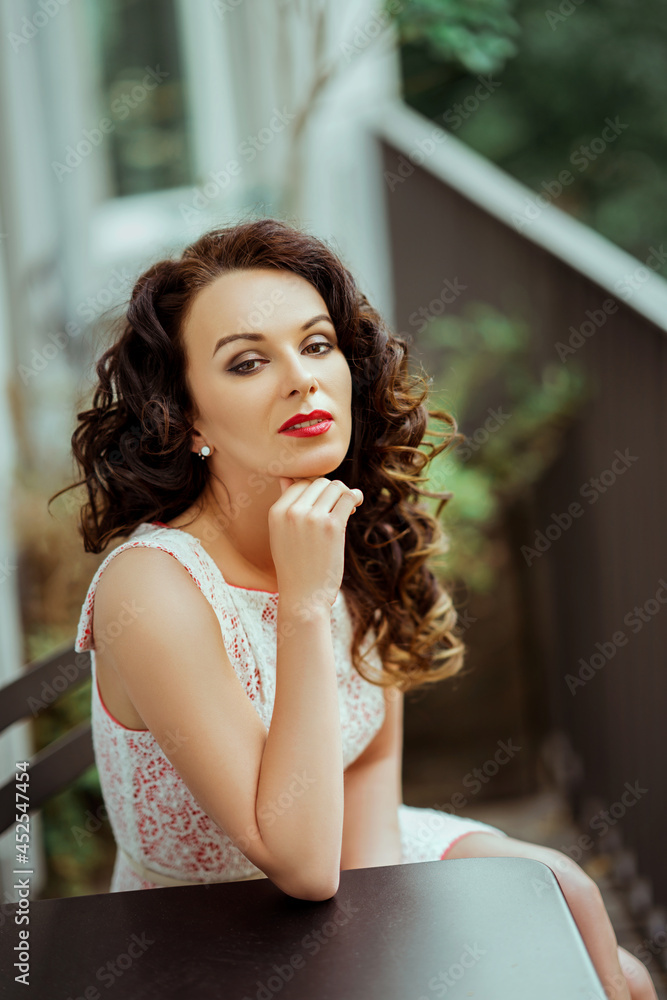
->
[184,399,204,456]
[188,422,207,456]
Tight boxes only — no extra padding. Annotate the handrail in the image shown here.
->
[368,98,667,335]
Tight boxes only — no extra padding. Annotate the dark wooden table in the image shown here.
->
[0,857,605,999]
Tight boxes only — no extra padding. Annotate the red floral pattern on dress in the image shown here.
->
[76,521,507,891]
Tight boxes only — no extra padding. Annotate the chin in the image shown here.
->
[289,456,346,480]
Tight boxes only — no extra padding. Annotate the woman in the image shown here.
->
[54,218,655,999]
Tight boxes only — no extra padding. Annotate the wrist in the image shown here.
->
[278,591,334,624]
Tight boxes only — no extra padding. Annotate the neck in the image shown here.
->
[199,480,277,578]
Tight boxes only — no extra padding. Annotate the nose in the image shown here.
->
[283,349,319,396]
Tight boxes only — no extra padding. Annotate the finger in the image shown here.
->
[348,488,363,513]
[277,476,315,497]
[309,482,361,515]
[329,488,363,521]
[350,489,363,513]
[276,476,327,506]
[288,478,341,509]
[617,945,659,1000]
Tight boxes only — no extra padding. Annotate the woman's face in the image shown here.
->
[181,267,353,487]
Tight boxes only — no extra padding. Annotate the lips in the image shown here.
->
[278,409,333,432]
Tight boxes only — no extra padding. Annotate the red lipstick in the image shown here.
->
[278,410,333,436]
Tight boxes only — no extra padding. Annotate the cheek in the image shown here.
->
[207,380,269,438]
[333,357,353,397]
[190,375,235,433]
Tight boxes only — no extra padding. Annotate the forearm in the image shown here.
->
[441,834,653,999]
[340,754,403,870]
[255,599,343,893]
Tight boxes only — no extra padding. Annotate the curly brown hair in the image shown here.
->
[50,217,467,694]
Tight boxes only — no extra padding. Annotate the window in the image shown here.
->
[85,0,194,197]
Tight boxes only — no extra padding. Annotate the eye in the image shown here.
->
[227,340,334,375]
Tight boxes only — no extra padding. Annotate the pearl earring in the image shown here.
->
[199,445,211,459]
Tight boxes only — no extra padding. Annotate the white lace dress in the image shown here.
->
[75,521,508,892]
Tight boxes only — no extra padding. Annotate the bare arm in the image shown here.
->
[254,595,343,897]
[94,547,342,901]
[340,688,404,870]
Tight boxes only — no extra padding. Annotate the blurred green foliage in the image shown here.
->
[418,303,589,592]
[391,0,520,75]
[392,0,667,278]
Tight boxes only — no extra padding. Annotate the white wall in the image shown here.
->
[0,207,46,900]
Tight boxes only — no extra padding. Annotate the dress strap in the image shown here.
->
[118,846,268,888]
[75,522,217,654]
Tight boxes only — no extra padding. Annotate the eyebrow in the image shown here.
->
[211,314,335,359]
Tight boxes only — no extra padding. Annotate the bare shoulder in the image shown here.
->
[95,542,192,599]
[93,543,219,655]
[89,537,275,876]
